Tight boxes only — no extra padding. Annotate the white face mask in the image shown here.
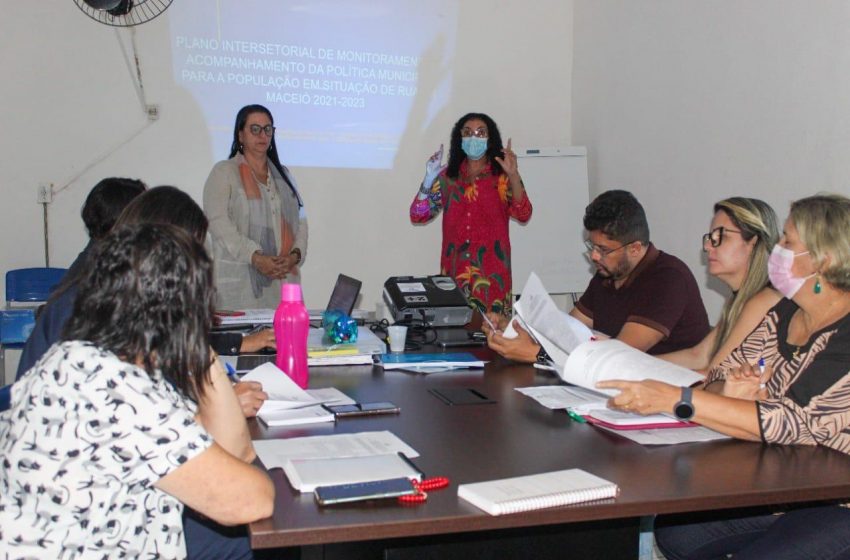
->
[768,245,814,299]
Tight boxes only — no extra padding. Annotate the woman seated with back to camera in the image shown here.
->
[658,197,781,372]
[0,223,273,559]
[112,187,272,560]
[598,194,850,559]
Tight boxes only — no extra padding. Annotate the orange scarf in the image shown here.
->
[238,161,295,259]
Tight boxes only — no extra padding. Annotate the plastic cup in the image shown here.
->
[388,325,408,353]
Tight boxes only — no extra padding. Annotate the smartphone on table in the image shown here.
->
[314,477,416,505]
[322,402,400,418]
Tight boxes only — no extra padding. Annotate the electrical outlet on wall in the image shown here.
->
[37,183,53,204]
[146,104,159,121]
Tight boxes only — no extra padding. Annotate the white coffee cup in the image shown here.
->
[387,325,408,353]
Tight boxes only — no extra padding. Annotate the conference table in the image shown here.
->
[243,349,850,559]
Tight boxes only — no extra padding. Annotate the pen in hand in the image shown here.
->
[757,357,767,390]
[224,361,240,384]
[480,312,498,332]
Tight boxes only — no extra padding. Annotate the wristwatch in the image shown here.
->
[536,346,551,365]
[289,247,302,265]
[673,386,695,421]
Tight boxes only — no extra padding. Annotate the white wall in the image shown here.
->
[0,2,573,311]
[572,1,850,319]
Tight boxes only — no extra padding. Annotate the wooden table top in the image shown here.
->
[246,353,850,549]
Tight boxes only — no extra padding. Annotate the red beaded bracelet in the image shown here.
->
[398,477,450,504]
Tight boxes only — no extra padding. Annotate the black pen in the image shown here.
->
[398,452,426,479]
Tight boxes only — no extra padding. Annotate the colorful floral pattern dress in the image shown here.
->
[410,160,532,314]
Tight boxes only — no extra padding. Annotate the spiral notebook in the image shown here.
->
[457,468,619,516]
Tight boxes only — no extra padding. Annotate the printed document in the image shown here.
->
[515,386,608,412]
[241,362,320,411]
[560,339,703,396]
[253,431,419,470]
[592,425,730,445]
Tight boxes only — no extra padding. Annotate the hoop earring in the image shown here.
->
[814,276,822,294]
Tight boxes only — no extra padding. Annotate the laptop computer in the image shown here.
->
[308,274,362,321]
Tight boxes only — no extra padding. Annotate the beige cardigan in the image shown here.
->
[203,157,308,309]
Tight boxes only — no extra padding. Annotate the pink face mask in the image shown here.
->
[768,245,814,299]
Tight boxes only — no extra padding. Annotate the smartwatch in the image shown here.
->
[673,386,695,421]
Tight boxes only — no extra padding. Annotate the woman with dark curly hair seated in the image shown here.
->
[0,224,273,559]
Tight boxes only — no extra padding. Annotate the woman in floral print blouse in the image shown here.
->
[410,113,532,315]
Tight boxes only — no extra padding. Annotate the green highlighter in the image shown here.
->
[566,410,587,424]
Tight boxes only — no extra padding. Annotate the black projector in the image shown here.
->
[382,275,472,327]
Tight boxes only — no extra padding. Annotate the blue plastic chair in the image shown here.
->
[2,267,66,386]
[0,310,33,411]
[6,267,66,304]
[0,384,9,412]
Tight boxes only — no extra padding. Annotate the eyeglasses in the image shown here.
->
[702,226,743,249]
[460,127,488,138]
[248,124,275,137]
[584,239,633,258]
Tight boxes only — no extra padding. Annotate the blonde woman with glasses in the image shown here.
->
[660,197,781,372]
[601,193,850,560]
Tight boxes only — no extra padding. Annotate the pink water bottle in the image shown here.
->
[274,283,310,388]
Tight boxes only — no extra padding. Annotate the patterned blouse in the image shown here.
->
[410,160,532,314]
[0,341,212,559]
[706,298,850,454]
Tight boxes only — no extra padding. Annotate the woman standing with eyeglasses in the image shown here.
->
[659,197,780,372]
[203,104,308,309]
[410,113,532,315]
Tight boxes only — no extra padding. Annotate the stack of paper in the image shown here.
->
[307,327,386,366]
[257,406,335,427]
[583,408,696,430]
[253,431,421,490]
[216,308,274,326]
[283,453,422,492]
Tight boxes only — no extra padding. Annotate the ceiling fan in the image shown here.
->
[73,0,173,27]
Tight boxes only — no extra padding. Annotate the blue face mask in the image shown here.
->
[461,137,488,160]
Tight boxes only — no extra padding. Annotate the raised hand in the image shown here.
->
[422,144,446,192]
[494,138,519,179]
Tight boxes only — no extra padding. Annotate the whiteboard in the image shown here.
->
[510,147,591,295]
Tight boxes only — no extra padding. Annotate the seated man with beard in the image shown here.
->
[486,189,710,362]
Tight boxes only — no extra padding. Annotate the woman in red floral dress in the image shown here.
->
[410,113,532,314]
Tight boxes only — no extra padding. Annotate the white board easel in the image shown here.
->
[510,146,591,295]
